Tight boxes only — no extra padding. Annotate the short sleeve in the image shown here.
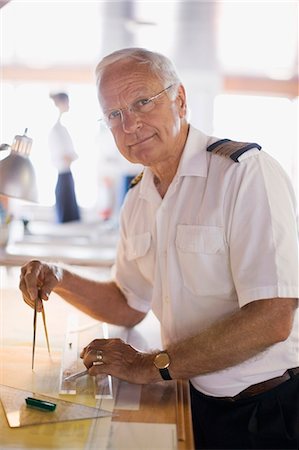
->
[227,152,298,305]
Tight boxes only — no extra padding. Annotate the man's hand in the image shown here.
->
[80,338,159,384]
[19,260,63,311]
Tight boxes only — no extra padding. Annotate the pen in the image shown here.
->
[64,369,89,382]
[25,397,56,411]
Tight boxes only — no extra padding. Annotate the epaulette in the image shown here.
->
[129,171,144,189]
[207,139,261,162]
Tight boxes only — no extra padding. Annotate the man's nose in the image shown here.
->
[121,108,142,133]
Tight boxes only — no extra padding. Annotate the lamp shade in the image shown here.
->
[0,130,38,203]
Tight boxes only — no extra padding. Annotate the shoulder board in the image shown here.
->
[207,139,261,162]
[129,171,144,189]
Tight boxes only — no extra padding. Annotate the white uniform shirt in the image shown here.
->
[48,120,78,173]
[114,126,299,397]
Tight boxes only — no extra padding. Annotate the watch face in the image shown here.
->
[154,352,170,369]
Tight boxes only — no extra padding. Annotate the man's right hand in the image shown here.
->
[19,260,63,311]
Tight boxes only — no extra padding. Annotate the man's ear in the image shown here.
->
[176,84,187,117]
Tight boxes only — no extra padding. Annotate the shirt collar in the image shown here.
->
[177,125,209,178]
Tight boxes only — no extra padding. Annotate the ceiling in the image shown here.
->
[0,1,298,97]
[1,1,219,70]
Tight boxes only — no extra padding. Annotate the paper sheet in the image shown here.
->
[107,422,178,450]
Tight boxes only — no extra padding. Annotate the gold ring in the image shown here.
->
[96,350,103,361]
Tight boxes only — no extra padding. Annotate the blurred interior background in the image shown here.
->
[0,0,298,229]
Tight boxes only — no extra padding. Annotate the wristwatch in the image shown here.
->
[154,351,172,380]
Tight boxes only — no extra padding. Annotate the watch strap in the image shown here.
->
[159,367,172,381]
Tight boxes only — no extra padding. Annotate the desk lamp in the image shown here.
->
[0,129,38,202]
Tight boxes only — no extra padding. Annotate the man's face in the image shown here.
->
[56,98,69,114]
[98,61,187,169]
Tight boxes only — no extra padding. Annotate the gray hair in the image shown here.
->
[49,92,69,102]
[95,47,181,90]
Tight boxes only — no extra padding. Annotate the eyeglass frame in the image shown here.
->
[99,84,176,129]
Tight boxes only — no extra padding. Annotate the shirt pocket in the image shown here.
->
[126,232,154,282]
[176,225,232,296]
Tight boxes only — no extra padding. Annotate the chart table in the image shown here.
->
[0,266,194,449]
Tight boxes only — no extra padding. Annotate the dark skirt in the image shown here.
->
[55,171,80,223]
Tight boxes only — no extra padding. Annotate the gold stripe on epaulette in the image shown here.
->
[129,171,144,188]
[207,139,261,162]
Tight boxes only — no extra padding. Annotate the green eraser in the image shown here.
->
[25,397,56,411]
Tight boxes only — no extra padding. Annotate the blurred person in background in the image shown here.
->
[49,92,80,223]
[20,49,298,450]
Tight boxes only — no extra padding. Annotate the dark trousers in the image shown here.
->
[190,374,299,449]
[55,171,80,223]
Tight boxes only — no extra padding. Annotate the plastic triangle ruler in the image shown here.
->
[0,384,112,428]
[59,315,113,398]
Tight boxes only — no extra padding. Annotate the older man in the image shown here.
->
[20,48,298,449]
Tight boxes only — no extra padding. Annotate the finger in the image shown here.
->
[20,261,58,305]
[20,261,42,301]
[20,270,42,311]
[38,286,50,301]
[20,276,39,304]
[37,264,62,300]
[22,292,44,312]
[79,346,87,359]
[22,293,35,310]
[80,339,106,357]
[83,347,106,368]
[88,363,108,376]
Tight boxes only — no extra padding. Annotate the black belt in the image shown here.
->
[221,367,299,402]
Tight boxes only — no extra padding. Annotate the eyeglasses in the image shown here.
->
[100,84,175,129]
